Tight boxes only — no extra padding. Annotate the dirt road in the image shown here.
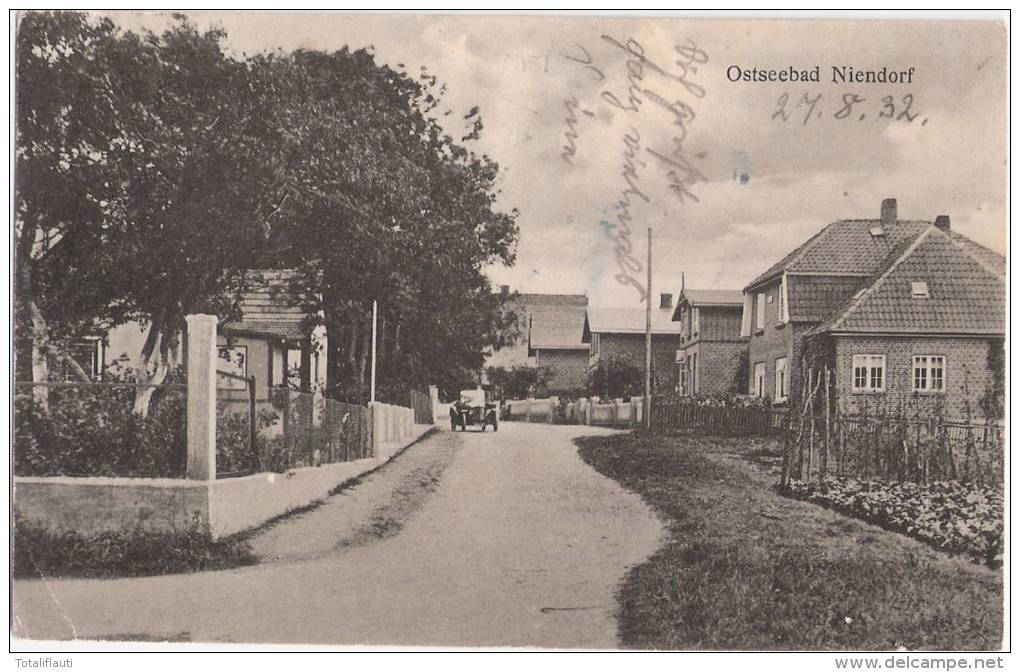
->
[13,422,664,648]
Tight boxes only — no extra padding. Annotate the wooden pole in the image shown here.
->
[248,375,257,456]
[370,300,378,403]
[644,227,652,430]
[822,367,831,480]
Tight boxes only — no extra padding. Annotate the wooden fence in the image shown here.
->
[408,388,434,425]
[781,366,1004,487]
[650,398,788,437]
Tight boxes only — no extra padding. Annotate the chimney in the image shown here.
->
[934,215,951,232]
[500,285,509,295]
[881,198,897,226]
[660,293,673,310]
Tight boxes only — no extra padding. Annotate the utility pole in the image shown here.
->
[644,227,652,429]
[370,299,378,403]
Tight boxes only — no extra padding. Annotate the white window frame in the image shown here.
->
[779,273,790,323]
[774,357,788,402]
[753,362,766,397]
[755,292,765,330]
[851,354,886,393]
[912,355,945,393]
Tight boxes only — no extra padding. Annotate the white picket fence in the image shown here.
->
[504,396,644,427]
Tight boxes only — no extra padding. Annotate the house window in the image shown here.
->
[774,357,788,402]
[64,338,104,381]
[218,346,248,390]
[755,293,765,329]
[852,354,885,392]
[913,355,945,392]
[911,281,929,298]
[692,352,698,394]
[753,362,766,397]
[591,333,600,357]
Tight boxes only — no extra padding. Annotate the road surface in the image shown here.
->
[13,422,664,648]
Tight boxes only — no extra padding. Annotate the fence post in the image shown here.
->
[247,375,257,456]
[185,314,218,481]
[822,368,831,480]
[368,401,383,458]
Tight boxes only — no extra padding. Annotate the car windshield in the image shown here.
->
[459,389,486,405]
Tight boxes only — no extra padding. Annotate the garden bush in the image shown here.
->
[14,383,186,478]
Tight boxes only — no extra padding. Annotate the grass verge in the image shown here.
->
[575,431,1002,650]
[13,427,442,580]
[13,523,256,580]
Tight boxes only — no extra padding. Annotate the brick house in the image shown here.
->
[485,291,589,394]
[805,225,1005,421]
[740,199,1004,420]
[671,288,747,396]
[582,294,682,393]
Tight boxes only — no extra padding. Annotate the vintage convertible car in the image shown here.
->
[450,388,499,432]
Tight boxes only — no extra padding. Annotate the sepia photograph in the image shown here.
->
[8,7,1009,660]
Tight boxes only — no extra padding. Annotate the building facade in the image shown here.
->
[485,290,589,395]
[582,294,683,394]
[740,199,1005,420]
[672,288,747,396]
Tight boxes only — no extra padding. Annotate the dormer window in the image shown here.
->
[869,226,885,238]
[911,281,929,298]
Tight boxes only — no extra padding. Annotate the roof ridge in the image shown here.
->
[946,231,1007,278]
[826,227,933,332]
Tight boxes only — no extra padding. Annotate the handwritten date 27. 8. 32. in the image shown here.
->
[773,92,927,126]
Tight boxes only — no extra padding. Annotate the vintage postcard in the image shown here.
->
[10,9,1008,660]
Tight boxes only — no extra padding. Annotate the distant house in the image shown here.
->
[671,288,746,396]
[216,270,327,395]
[741,199,1005,420]
[485,290,589,394]
[88,270,327,394]
[582,293,683,393]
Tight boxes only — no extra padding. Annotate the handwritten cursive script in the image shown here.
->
[561,35,709,301]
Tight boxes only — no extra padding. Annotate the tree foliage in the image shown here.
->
[15,11,519,409]
[259,47,519,402]
[485,365,552,400]
[588,355,643,400]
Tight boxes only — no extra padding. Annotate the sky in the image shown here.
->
[95,11,1008,309]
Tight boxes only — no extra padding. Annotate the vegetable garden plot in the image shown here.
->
[786,478,1003,567]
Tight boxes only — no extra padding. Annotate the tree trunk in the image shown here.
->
[28,299,49,411]
[16,220,49,409]
[134,319,170,416]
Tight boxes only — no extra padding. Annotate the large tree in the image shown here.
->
[262,48,519,402]
[16,12,290,412]
[16,13,519,410]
